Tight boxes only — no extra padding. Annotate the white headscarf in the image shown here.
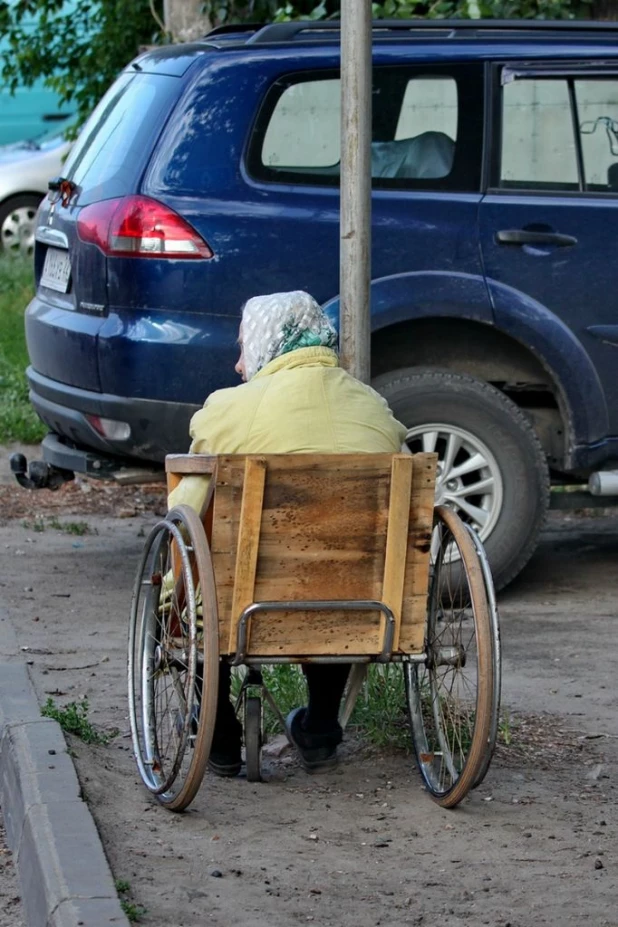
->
[241,290,338,381]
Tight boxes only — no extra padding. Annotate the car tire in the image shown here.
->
[0,194,42,256]
[374,368,550,591]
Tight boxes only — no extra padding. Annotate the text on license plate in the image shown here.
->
[41,247,72,293]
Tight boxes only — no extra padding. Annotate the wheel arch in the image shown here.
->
[0,191,45,210]
[369,316,598,472]
[322,271,608,472]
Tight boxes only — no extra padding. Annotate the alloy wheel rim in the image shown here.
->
[1,205,37,256]
[406,423,503,542]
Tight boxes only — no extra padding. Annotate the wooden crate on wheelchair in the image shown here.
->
[128,453,500,812]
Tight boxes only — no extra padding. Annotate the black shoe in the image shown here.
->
[208,750,242,778]
[208,714,242,778]
[285,707,341,774]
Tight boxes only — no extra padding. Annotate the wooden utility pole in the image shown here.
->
[339,0,372,384]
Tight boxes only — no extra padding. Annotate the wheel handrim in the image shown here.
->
[1,205,38,256]
[129,519,198,798]
[406,423,503,542]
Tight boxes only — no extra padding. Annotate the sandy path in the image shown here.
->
[0,508,616,927]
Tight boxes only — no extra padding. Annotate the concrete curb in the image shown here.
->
[0,612,130,927]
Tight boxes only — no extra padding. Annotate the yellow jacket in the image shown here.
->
[168,347,407,512]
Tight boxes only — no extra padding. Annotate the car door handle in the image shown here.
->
[496,229,578,247]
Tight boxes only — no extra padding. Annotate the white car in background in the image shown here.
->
[0,129,72,256]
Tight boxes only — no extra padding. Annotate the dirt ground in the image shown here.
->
[0,469,617,927]
[0,810,24,927]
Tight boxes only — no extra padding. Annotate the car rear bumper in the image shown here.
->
[28,366,199,471]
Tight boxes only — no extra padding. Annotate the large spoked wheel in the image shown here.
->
[128,505,219,812]
[463,522,501,789]
[406,505,496,808]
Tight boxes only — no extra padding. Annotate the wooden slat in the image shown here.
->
[228,457,267,653]
[208,453,438,657]
[381,454,414,652]
[165,454,217,475]
[399,453,437,652]
[166,472,181,498]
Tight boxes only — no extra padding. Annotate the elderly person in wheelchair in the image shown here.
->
[168,290,407,778]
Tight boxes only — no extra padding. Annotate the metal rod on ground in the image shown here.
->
[339,0,372,384]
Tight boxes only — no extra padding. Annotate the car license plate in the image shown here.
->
[41,247,72,294]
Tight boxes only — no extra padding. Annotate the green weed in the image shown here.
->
[0,257,45,444]
[120,901,147,922]
[233,666,511,755]
[41,697,118,745]
[232,664,410,750]
[498,710,512,746]
[231,665,305,736]
[21,516,47,532]
[116,879,146,922]
[348,665,409,750]
[49,517,94,536]
[21,516,95,535]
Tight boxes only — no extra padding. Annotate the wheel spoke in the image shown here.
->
[422,431,439,454]
[452,476,495,498]
[128,506,217,811]
[446,452,486,481]
[453,497,489,528]
[441,433,462,479]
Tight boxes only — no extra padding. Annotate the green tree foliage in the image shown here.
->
[203,0,592,25]
[0,0,165,130]
[2,0,613,133]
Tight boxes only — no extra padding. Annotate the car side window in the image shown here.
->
[250,65,482,192]
[576,79,618,191]
[262,79,341,170]
[499,73,618,194]
[500,78,578,191]
[395,75,458,145]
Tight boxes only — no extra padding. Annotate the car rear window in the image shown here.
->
[62,71,180,204]
[248,64,482,192]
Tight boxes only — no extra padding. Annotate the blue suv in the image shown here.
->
[22,19,618,588]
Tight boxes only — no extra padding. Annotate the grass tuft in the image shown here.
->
[120,900,148,922]
[41,697,118,745]
[233,665,513,754]
[348,665,409,750]
[0,257,45,444]
[48,516,95,535]
[21,516,96,535]
[116,879,147,922]
[232,664,410,750]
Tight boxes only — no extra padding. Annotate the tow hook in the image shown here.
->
[9,453,75,491]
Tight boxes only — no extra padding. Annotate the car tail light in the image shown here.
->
[77,196,213,259]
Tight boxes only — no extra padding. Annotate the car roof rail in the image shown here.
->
[245,18,618,45]
[205,22,263,38]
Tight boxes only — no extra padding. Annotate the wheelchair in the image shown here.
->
[128,453,500,811]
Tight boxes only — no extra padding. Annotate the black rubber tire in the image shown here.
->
[244,696,263,783]
[128,505,219,813]
[374,368,550,591]
[406,506,495,808]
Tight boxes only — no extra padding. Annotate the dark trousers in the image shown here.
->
[212,663,351,744]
